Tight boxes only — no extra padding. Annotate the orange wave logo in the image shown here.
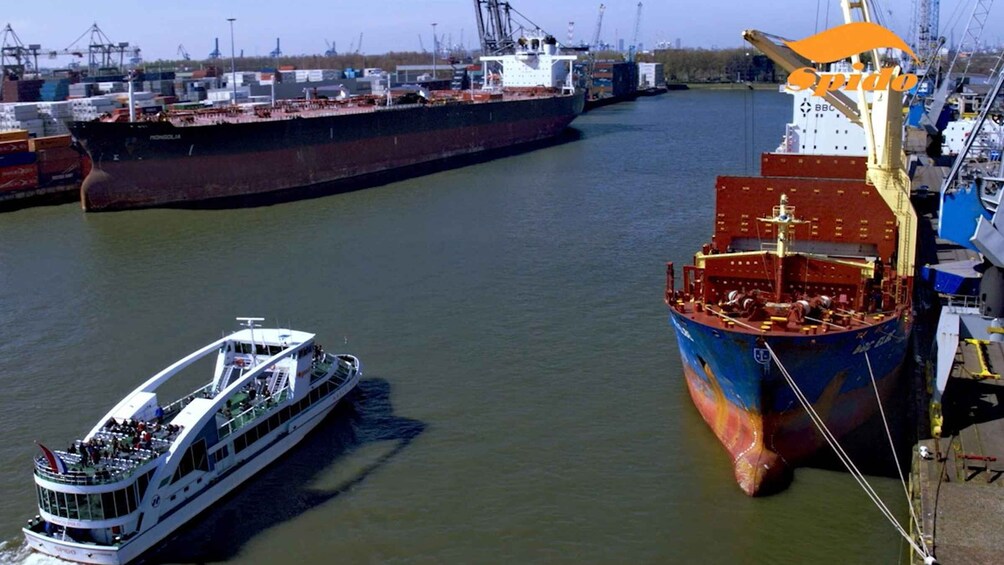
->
[784,22,918,64]
[782,22,920,96]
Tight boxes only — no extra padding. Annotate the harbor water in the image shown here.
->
[0,90,908,564]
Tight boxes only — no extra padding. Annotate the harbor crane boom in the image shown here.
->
[591,4,606,50]
[741,29,861,124]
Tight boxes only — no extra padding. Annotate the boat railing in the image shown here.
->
[942,293,982,309]
[33,447,162,486]
[162,383,214,416]
[217,387,292,439]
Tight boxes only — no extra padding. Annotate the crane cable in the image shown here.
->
[864,351,932,558]
[763,342,932,562]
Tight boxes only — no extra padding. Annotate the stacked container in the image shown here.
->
[30,135,81,186]
[0,130,38,191]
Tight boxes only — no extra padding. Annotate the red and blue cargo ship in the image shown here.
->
[665,153,913,495]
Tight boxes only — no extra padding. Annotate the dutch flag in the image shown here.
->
[37,443,69,474]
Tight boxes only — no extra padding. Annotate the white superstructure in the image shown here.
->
[23,318,361,564]
[776,78,868,156]
[480,32,577,94]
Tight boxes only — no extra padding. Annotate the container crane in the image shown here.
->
[269,38,282,58]
[628,2,642,61]
[591,4,606,51]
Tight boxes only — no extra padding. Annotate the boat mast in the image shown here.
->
[237,317,264,367]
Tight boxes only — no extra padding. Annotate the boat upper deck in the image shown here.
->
[33,326,330,487]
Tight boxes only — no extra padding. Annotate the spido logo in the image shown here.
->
[784,22,919,96]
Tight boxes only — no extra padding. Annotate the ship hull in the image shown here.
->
[669,309,910,495]
[71,93,584,211]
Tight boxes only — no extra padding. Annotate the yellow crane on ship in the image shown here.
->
[743,0,917,304]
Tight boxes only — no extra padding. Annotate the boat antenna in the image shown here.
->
[237,317,264,366]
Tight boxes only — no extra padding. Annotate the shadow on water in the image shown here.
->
[109,129,585,212]
[138,377,424,564]
[800,367,915,480]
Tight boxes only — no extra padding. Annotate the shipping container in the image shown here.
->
[28,135,72,152]
[0,139,29,154]
[0,164,38,191]
[0,129,29,142]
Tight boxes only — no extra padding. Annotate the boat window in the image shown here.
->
[172,439,209,483]
[113,489,128,518]
[101,491,117,517]
[76,494,92,520]
[239,343,252,354]
[89,493,105,521]
[137,470,153,500]
[256,344,269,355]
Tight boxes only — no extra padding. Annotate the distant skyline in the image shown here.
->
[2,0,1002,62]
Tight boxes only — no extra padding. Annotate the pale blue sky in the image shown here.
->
[2,0,998,61]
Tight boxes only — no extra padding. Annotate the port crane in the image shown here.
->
[269,38,282,58]
[628,2,642,60]
[177,44,190,61]
[591,4,606,51]
[324,39,337,56]
[2,22,140,78]
[209,37,221,59]
[472,0,516,55]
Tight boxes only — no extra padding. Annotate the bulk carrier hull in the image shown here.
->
[669,308,909,495]
[70,92,584,211]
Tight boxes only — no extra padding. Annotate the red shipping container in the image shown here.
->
[0,140,29,155]
[36,147,80,162]
[0,164,39,191]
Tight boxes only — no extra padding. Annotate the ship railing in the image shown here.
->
[162,383,214,416]
[942,293,982,309]
[33,447,162,486]
[217,387,291,439]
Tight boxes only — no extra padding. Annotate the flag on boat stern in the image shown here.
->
[37,443,68,474]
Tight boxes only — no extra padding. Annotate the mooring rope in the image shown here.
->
[864,351,931,557]
[764,342,931,561]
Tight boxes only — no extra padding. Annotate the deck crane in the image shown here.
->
[177,44,190,61]
[591,4,606,51]
[628,2,642,60]
[209,37,221,59]
[269,38,282,58]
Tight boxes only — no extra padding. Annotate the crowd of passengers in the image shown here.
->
[61,413,184,472]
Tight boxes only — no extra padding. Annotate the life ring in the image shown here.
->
[234,358,246,368]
